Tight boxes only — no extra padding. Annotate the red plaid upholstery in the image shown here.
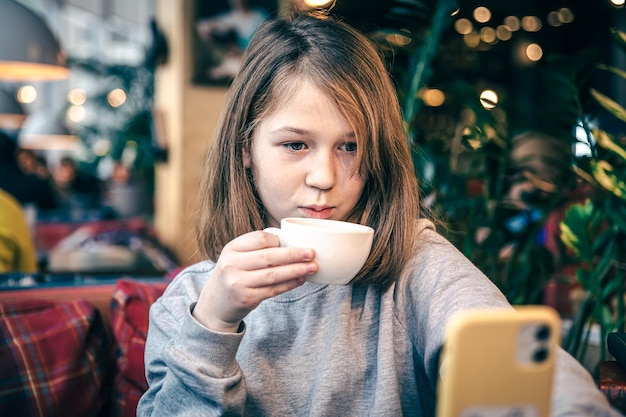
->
[110,279,168,417]
[0,299,112,417]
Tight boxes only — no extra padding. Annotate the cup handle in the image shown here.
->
[263,227,282,245]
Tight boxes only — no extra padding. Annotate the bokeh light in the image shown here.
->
[17,85,37,104]
[521,16,542,32]
[67,88,87,105]
[557,7,575,23]
[526,43,543,61]
[464,31,481,48]
[454,18,473,35]
[480,27,498,44]
[496,25,512,41]
[303,0,334,7]
[67,105,86,123]
[547,11,562,27]
[473,6,492,23]
[479,90,498,110]
[107,88,127,108]
[504,16,521,31]
[421,88,446,107]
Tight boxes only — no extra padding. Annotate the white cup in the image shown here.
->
[264,217,374,285]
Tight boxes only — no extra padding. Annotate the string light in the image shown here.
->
[454,18,473,35]
[473,6,492,23]
[547,11,562,27]
[504,16,521,32]
[526,43,543,62]
[521,16,542,32]
[496,25,512,41]
[480,27,498,44]
[464,32,481,48]
[557,8,575,23]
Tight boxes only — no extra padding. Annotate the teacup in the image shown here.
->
[264,217,374,285]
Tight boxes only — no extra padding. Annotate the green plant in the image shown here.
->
[366,0,565,305]
[559,28,626,370]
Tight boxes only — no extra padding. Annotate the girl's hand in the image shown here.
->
[192,230,318,333]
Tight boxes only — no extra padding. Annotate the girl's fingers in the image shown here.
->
[222,246,315,272]
[220,230,315,272]
[226,230,280,252]
[243,262,317,289]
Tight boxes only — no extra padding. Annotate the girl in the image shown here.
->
[138,12,619,416]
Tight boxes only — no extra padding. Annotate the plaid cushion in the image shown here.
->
[0,299,112,417]
[110,279,167,417]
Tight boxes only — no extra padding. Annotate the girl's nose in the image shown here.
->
[305,150,337,191]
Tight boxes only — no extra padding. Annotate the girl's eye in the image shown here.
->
[284,142,306,151]
[341,142,357,153]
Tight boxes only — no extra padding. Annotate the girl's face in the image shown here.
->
[244,81,366,227]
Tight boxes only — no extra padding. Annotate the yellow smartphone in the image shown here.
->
[436,306,561,417]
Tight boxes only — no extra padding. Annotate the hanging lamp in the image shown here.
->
[0,0,69,80]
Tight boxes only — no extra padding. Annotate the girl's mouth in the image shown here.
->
[300,206,334,219]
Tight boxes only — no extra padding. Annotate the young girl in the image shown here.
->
[138,12,619,416]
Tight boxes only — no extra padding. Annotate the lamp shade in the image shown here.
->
[0,89,26,130]
[0,0,69,80]
[19,111,80,151]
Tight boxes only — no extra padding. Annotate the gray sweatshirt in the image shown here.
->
[137,220,620,416]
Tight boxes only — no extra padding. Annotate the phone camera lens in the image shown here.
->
[535,325,551,341]
[532,348,549,363]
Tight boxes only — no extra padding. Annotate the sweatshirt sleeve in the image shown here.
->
[137,266,248,416]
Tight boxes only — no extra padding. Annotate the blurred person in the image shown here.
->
[52,156,104,211]
[17,149,50,179]
[0,131,60,212]
[195,0,269,80]
[104,162,149,217]
[0,188,37,273]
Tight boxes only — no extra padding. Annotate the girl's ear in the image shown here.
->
[243,146,252,168]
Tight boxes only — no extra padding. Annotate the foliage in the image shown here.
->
[64,19,168,213]
[368,0,587,306]
[558,28,626,367]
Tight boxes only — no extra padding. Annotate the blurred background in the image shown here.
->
[2,1,626,362]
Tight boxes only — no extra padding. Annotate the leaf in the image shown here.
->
[572,165,597,185]
[591,227,613,253]
[559,222,580,255]
[386,7,429,20]
[576,268,593,289]
[560,200,594,258]
[605,198,626,232]
[590,160,626,201]
[602,274,621,301]
[394,0,433,10]
[597,63,626,82]
[593,128,626,162]
[461,125,485,150]
[596,239,616,285]
[590,88,626,124]
[611,28,626,54]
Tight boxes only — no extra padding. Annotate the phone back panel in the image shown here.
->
[436,306,560,417]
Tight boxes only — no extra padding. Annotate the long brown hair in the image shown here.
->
[196,12,420,290]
